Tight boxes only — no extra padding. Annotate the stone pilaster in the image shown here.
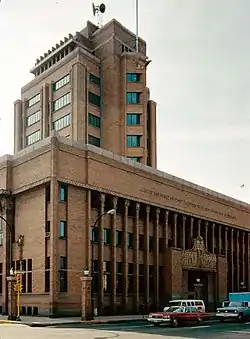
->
[182,215,186,249]
[174,213,178,248]
[242,231,245,286]
[123,200,130,309]
[190,217,194,248]
[145,205,150,310]
[134,203,140,312]
[225,227,228,258]
[164,211,169,249]
[197,219,201,237]
[205,221,208,249]
[212,223,215,254]
[231,228,234,292]
[154,208,160,309]
[111,196,118,313]
[247,233,250,291]
[98,193,105,312]
[218,225,222,255]
[236,230,240,291]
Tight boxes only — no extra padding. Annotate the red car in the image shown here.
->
[147,306,211,327]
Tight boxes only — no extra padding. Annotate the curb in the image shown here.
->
[28,318,147,327]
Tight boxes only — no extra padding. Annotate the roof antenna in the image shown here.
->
[135,0,139,53]
[92,2,106,28]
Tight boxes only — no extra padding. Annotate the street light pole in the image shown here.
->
[91,208,116,319]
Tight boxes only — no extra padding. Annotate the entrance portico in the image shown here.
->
[165,236,228,311]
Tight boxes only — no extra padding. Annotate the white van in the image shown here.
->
[163,300,205,312]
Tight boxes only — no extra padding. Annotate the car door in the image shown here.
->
[189,307,199,322]
[183,307,192,323]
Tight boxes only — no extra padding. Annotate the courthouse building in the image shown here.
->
[0,18,249,317]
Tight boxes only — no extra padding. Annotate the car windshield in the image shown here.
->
[228,302,244,307]
[167,307,184,313]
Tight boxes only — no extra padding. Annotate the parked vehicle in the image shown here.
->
[163,299,205,312]
[216,292,250,322]
[147,306,211,327]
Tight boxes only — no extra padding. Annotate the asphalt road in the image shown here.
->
[54,320,250,338]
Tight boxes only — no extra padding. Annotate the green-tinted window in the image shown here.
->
[126,73,140,82]
[52,74,70,91]
[88,113,100,128]
[127,135,141,147]
[88,134,101,147]
[126,92,140,104]
[89,73,100,86]
[126,113,140,125]
[88,92,101,107]
[127,157,141,163]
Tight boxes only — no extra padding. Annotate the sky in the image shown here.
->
[0,0,250,202]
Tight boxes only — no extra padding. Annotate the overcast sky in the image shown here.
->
[0,0,250,202]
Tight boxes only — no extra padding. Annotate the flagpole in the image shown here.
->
[135,0,139,53]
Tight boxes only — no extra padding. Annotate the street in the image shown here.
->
[53,320,250,338]
[1,321,250,339]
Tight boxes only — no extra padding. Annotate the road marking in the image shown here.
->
[188,325,211,329]
[231,331,250,334]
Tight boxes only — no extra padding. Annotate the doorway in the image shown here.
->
[187,270,208,306]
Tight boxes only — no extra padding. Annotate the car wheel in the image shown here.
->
[172,318,179,327]
[238,313,244,322]
[197,317,203,325]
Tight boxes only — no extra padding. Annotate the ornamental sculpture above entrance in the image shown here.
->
[181,236,217,271]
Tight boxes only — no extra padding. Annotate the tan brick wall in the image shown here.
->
[64,186,88,303]
[14,186,46,294]
[12,151,51,190]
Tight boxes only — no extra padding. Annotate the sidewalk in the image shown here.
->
[0,312,217,327]
[0,314,146,327]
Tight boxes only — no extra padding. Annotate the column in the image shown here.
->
[14,100,23,153]
[145,205,150,310]
[225,227,228,258]
[98,193,105,312]
[87,190,91,271]
[242,231,245,287]
[197,219,201,237]
[236,230,240,291]
[164,211,169,249]
[190,217,194,248]
[123,200,129,309]
[231,228,234,292]
[212,223,215,254]
[154,208,160,309]
[42,83,50,138]
[111,196,118,313]
[81,276,93,320]
[205,221,208,249]
[218,225,222,255]
[134,203,140,312]
[6,275,17,320]
[248,233,250,291]
[174,213,178,248]
[182,215,186,249]
[50,138,59,317]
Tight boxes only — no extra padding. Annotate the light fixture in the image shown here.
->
[196,278,200,283]
[83,267,90,276]
[107,209,115,215]
[10,268,14,276]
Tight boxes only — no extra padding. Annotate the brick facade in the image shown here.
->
[0,135,249,316]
